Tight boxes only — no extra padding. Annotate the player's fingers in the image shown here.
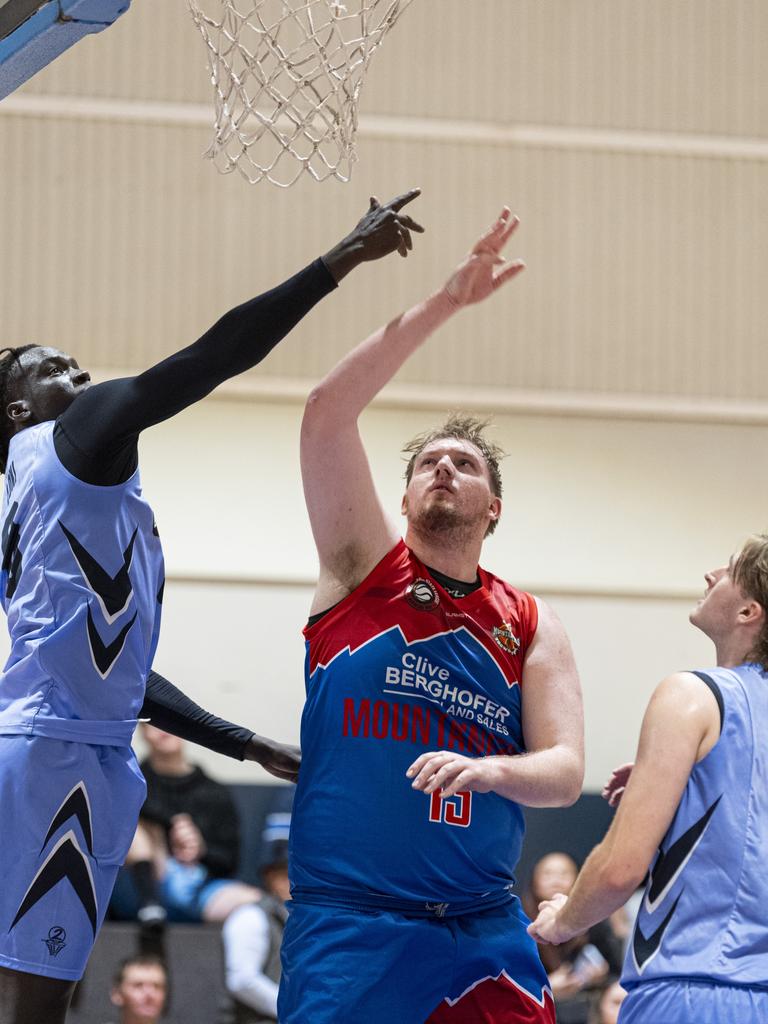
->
[396,214,425,233]
[472,208,511,254]
[266,766,300,782]
[423,762,460,793]
[387,187,422,212]
[497,212,520,248]
[406,751,438,776]
[608,787,625,808]
[409,752,454,787]
[441,770,473,798]
[492,260,526,290]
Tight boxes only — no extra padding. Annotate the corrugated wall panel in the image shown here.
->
[1,111,765,400]
[18,1,766,138]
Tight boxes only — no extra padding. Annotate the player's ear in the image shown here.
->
[488,496,501,527]
[738,599,764,626]
[5,399,30,425]
[110,987,124,1008]
[401,493,408,516]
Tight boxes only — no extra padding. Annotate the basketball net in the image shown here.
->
[187,0,413,187]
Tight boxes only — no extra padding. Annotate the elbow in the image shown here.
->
[302,384,339,435]
[598,847,647,897]
[556,753,585,807]
[559,781,583,808]
[600,855,646,895]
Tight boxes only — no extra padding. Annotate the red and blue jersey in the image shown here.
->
[290,540,538,905]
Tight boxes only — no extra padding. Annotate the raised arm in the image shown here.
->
[57,192,423,470]
[301,208,525,614]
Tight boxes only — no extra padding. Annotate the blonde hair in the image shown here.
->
[732,533,768,670]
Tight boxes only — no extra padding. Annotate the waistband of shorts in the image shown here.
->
[622,975,768,993]
[290,885,516,919]
[0,717,138,747]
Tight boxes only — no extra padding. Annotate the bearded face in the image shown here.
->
[402,438,500,542]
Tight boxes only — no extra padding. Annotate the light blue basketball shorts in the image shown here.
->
[0,734,146,980]
[620,978,768,1024]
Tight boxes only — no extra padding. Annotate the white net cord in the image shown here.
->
[187,0,414,187]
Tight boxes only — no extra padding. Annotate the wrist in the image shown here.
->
[321,237,363,284]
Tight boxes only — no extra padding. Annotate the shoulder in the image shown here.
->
[480,568,539,635]
[649,671,722,713]
[640,672,722,761]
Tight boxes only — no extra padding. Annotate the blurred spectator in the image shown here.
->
[588,977,627,1024]
[221,791,294,1024]
[524,852,623,1024]
[110,725,260,937]
[222,847,289,1024]
[105,954,168,1024]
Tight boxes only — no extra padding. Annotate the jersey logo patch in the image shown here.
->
[492,622,520,656]
[405,578,440,611]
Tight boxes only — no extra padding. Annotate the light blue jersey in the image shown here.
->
[622,663,768,993]
[0,422,164,746]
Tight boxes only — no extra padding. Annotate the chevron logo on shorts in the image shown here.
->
[10,783,98,937]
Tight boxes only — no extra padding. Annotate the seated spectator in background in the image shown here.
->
[106,955,168,1024]
[221,824,292,1024]
[588,978,627,1024]
[523,853,623,1024]
[110,724,260,934]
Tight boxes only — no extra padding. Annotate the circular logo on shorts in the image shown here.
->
[405,578,440,611]
[43,926,67,957]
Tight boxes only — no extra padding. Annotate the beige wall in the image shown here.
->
[116,399,764,788]
[0,1,765,791]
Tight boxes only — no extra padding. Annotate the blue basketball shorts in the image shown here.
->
[278,895,555,1024]
[620,978,768,1024]
[0,734,146,980]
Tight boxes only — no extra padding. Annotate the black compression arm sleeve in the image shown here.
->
[141,670,254,761]
[55,258,336,483]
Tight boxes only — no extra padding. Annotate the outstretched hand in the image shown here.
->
[444,207,525,307]
[602,762,634,808]
[323,189,424,282]
[244,733,301,783]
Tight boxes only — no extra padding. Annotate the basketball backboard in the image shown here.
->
[0,0,131,100]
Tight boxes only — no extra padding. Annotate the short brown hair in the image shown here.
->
[732,534,768,670]
[112,953,168,989]
[402,414,505,535]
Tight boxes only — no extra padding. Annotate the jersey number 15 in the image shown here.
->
[429,789,472,828]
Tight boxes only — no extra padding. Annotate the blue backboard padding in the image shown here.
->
[0,0,131,100]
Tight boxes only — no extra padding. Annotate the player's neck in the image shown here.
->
[713,629,758,668]
[405,527,482,583]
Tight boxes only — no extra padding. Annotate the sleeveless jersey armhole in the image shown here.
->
[691,670,725,733]
[523,591,539,649]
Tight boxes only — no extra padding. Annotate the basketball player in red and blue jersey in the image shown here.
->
[280,208,585,1023]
